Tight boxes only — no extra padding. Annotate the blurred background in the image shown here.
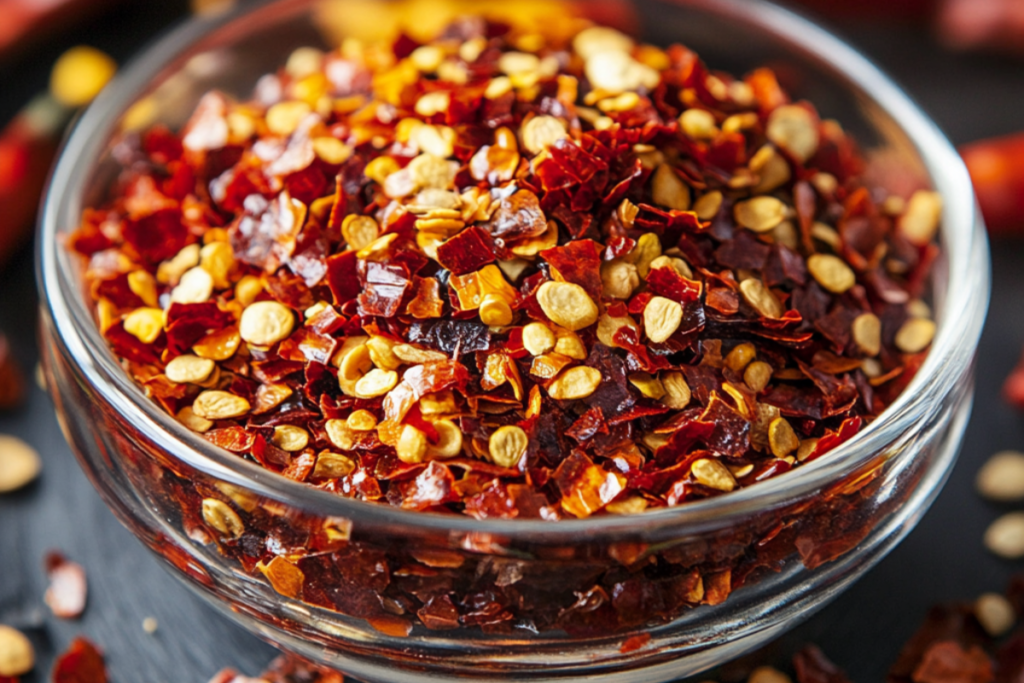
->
[2,0,1024,681]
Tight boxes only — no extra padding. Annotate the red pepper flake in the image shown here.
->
[911,642,994,683]
[44,552,88,619]
[619,632,652,654]
[65,8,942,639]
[52,637,107,683]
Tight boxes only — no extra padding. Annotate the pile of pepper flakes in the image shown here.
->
[70,14,941,519]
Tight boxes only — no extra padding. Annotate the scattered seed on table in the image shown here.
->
[984,512,1024,558]
[0,624,34,677]
[975,592,1015,637]
[0,435,41,493]
[976,450,1024,502]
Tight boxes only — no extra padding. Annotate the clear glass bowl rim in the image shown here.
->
[38,0,989,541]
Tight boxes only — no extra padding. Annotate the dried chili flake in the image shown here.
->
[52,637,108,683]
[44,552,88,619]
[68,8,942,638]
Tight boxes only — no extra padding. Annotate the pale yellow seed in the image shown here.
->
[366,336,401,371]
[644,296,683,343]
[407,153,458,190]
[975,593,1016,637]
[498,51,540,76]
[691,458,737,492]
[748,666,793,683]
[272,425,309,452]
[314,451,356,478]
[354,369,398,399]
[985,512,1024,559]
[597,92,640,113]
[554,331,587,360]
[488,425,529,468]
[411,124,455,158]
[142,616,159,634]
[596,313,638,348]
[123,307,165,344]
[410,45,445,72]
[240,301,295,347]
[235,275,263,307]
[601,259,640,299]
[177,406,214,434]
[479,294,514,327]
[650,256,693,280]
[807,254,856,294]
[766,104,819,163]
[312,136,353,165]
[752,147,792,194]
[744,361,773,393]
[797,438,820,462]
[522,323,556,356]
[170,266,214,304]
[364,156,400,185]
[734,196,787,233]
[347,409,378,432]
[908,299,932,319]
[651,164,691,211]
[894,318,936,354]
[548,366,602,400]
[285,46,324,79]
[397,424,428,464]
[773,221,800,250]
[158,243,201,285]
[0,624,35,676]
[266,101,312,137]
[536,281,598,332]
[338,343,372,382]
[811,221,841,251]
[852,313,881,357]
[976,451,1024,502]
[724,343,756,373]
[484,76,513,100]
[420,391,457,416]
[0,435,42,493]
[165,354,216,384]
[414,91,450,117]
[605,497,649,515]
[661,372,692,409]
[678,108,717,140]
[522,115,568,155]
[200,241,234,289]
[693,191,723,221]
[201,498,244,539]
[573,26,634,60]
[722,112,759,134]
[324,419,355,451]
[392,344,447,364]
[768,417,800,458]
[357,233,399,260]
[127,269,158,307]
[629,372,665,400]
[426,419,463,460]
[739,279,784,319]
[899,190,943,246]
[585,50,659,94]
[630,232,662,278]
[193,390,250,421]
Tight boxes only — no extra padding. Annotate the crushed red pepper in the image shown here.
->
[70,10,941,636]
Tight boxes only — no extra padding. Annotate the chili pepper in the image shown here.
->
[961,132,1024,237]
[0,45,116,268]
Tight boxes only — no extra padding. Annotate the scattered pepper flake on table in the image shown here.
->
[44,552,88,620]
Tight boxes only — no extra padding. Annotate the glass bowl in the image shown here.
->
[37,0,988,680]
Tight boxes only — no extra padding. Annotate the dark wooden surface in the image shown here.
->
[2,3,1024,682]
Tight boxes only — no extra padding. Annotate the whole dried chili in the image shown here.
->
[69,10,941,634]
